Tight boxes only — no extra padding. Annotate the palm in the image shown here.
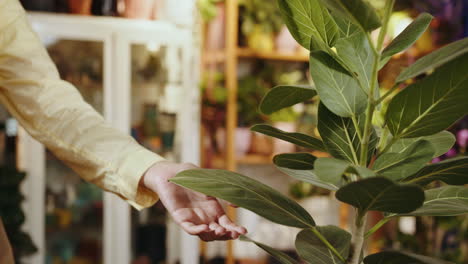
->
[145,161,247,241]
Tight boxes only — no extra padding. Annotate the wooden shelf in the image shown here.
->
[203,48,309,64]
[237,47,309,62]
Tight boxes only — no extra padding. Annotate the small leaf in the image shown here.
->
[373,140,435,181]
[315,158,375,186]
[388,131,455,158]
[277,0,340,50]
[321,0,381,32]
[277,166,338,191]
[403,157,468,186]
[364,251,454,264]
[296,226,351,264]
[400,186,468,217]
[397,37,468,82]
[260,85,317,115]
[335,31,375,94]
[386,53,468,138]
[310,52,367,117]
[335,177,425,213]
[251,124,326,152]
[240,236,298,264]
[172,169,315,228]
[273,153,317,170]
[382,13,433,60]
[318,103,377,164]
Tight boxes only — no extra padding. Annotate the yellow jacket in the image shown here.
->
[0,0,163,210]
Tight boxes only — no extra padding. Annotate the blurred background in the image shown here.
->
[0,0,467,263]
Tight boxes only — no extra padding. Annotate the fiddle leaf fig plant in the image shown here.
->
[172,0,468,263]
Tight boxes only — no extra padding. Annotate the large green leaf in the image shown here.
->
[310,52,368,117]
[373,140,435,181]
[364,251,454,264]
[386,53,468,138]
[296,226,351,264]
[381,13,433,60]
[277,166,339,191]
[273,153,316,170]
[240,236,297,264]
[321,0,381,31]
[335,177,425,213]
[251,124,326,152]
[388,131,455,158]
[397,37,468,82]
[318,103,377,164]
[400,186,468,217]
[277,0,340,50]
[172,169,315,228]
[259,85,316,115]
[335,31,375,94]
[403,157,468,186]
[314,157,375,186]
[333,16,360,38]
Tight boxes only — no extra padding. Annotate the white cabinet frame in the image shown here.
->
[19,13,200,264]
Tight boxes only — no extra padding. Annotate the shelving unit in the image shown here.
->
[200,1,321,263]
[18,12,200,264]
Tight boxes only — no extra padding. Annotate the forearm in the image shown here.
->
[0,0,164,209]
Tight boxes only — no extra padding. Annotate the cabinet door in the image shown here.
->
[128,42,182,264]
[43,38,107,264]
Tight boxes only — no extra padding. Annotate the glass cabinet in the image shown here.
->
[18,13,200,264]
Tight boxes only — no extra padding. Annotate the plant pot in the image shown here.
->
[123,0,155,19]
[162,0,196,25]
[272,122,296,154]
[275,26,298,53]
[68,0,93,15]
[247,26,275,52]
[215,127,252,157]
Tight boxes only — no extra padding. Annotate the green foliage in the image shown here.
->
[240,236,298,264]
[251,124,326,151]
[273,153,316,170]
[175,0,468,262]
[381,13,433,60]
[402,157,468,186]
[0,167,37,263]
[336,177,425,214]
[259,85,316,115]
[296,226,351,264]
[171,169,316,228]
[364,251,454,264]
[277,0,339,50]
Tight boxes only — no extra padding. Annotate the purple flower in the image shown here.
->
[432,157,442,164]
[457,129,468,148]
[445,148,458,158]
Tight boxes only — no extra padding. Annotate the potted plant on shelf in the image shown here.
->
[239,0,283,52]
[173,0,468,263]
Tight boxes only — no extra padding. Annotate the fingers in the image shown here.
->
[219,215,248,235]
[180,222,209,235]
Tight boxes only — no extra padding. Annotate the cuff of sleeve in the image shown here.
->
[116,147,165,210]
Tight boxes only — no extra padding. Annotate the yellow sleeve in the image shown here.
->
[0,0,164,210]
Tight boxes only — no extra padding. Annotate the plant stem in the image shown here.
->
[376,83,399,105]
[311,227,346,263]
[377,135,399,158]
[365,217,391,239]
[359,0,395,167]
[350,213,367,264]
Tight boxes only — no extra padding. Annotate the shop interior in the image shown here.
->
[0,0,467,264]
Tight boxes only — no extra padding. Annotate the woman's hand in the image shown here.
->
[142,161,247,241]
